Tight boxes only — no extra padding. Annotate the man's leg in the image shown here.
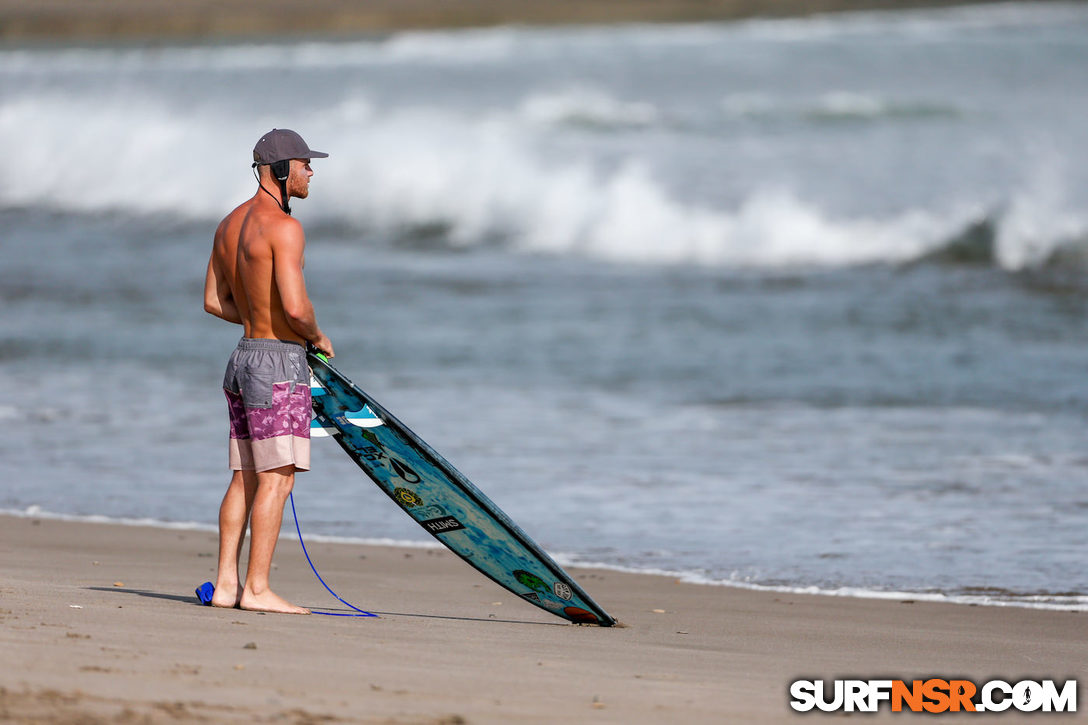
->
[211,469,258,608]
[239,464,310,614]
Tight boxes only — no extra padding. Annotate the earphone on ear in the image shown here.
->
[250,159,293,215]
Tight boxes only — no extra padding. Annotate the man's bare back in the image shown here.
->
[205,159,332,357]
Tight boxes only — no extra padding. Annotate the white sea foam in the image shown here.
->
[547,555,1088,612]
[0,506,443,548]
[0,28,524,75]
[1,505,218,533]
[0,94,255,218]
[518,87,661,128]
[722,91,965,122]
[996,153,1088,270]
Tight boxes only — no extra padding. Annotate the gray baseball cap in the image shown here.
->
[252,128,329,165]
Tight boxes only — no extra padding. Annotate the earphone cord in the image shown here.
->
[252,165,291,215]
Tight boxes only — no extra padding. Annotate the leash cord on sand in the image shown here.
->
[290,492,377,617]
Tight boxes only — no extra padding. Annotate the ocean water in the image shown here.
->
[3,3,1088,610]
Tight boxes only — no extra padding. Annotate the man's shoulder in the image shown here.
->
[232,207,304,259]
[262,212,305,245]
[215,198,254,241]
[221,197,254,224]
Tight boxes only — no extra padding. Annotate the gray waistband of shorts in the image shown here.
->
[236,338,306,352]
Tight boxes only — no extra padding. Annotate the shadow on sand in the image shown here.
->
[84,586,570,626]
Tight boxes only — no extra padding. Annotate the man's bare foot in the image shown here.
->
[239,586,311,615]
[210,581,244,609]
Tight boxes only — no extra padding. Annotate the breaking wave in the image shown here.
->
[1,74,1084,272]
[518,87,662,130]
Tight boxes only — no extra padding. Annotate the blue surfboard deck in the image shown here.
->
[308,352,615,627]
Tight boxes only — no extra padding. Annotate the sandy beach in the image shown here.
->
[0,0,1069,42]
[0,514,1082,723]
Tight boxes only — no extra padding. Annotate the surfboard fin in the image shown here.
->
[344,406,383,428]
[311,418,338,437]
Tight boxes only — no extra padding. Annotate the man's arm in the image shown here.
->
[272,220,334,357]
[203,250,242,324]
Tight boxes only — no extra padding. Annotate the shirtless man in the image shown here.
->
[203,129,333,614]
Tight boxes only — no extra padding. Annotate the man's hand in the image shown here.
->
[311,333,335,358]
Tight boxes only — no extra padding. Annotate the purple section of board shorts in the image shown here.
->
[226,382,311,441]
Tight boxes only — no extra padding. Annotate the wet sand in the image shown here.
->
[0,514,1083,723]
[0,0,1066,42]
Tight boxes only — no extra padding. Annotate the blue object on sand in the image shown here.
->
[195,581,215,606]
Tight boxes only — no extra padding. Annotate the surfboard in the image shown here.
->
[307,352,616,626]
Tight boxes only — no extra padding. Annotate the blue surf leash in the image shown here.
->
[288,492,377,617]
[195,493,376,617]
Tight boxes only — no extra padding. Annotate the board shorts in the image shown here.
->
[223,338,310,473]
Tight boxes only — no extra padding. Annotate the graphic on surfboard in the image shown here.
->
[308,352,616,627]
